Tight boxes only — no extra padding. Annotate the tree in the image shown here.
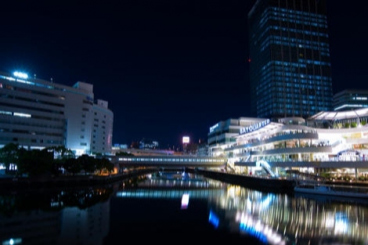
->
[46,145,75,159]
[64,158,82,175]
[0,143,21,174]
[17,148,53,177]
[96,158,114,174]
[45,146,75,176]
[78,154,96,175]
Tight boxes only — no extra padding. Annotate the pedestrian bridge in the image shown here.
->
[109,154,368,172]
[111,155,227,168]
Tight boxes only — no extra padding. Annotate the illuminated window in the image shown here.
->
[13,112,31,118]
[0,110,12,115]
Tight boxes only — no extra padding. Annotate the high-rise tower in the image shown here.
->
[248,0,333,119]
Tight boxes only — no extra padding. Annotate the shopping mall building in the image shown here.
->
[208,109,368,178]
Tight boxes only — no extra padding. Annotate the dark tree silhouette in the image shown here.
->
[0,143,20,174]
[17,148,53,177]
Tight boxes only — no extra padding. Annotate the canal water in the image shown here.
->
[1,171,368,245]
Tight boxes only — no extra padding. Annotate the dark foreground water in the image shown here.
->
[1,171,368,245]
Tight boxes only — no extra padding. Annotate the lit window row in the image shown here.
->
[0,110,31,118]
[0,74,91,97]
[271,7,327,22]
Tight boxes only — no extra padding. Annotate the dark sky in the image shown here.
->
[0,1,367,149]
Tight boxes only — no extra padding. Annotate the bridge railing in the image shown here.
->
[113,156,227,166]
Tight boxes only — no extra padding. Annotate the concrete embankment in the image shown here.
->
[0,168,158,191]
[193,168,296,194]
[192,169,368,193]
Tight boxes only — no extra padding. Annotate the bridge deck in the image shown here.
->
[109,155,368,169]
[113,156,227,167]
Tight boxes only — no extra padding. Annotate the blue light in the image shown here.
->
[239,223,268,244]
[13,71,28,79]
[2,238,22,245]
[208,210,219,228]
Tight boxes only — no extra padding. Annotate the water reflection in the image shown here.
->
[0,187,113,245]
[1,172,368,245]
[208,184,368,244]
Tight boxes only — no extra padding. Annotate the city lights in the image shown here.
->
[182,136,190,144]
[13,71,28,79]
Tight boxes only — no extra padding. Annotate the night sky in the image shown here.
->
[1,1,367,149]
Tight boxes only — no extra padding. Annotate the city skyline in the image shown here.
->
[1,0,367,149]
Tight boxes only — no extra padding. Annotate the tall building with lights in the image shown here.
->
[0,71,113,155]
[248,0,333,119]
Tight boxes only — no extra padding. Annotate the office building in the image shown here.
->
[0,71,113,155]
[333,89,368,111]
[248,0,333,119]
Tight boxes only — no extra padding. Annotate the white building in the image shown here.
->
[209,109,368,177]
[0,71,113,155]
[207,117,265,157]
[91,99,114,155]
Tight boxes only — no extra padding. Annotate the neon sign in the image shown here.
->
[182,136,190,144]
[210,123,219,133]
[240,119,270,135]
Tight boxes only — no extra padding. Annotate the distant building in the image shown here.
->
[197,144,209,156]
[333,89,368,111]
[91,99,114,154]
[112,147,175,156]
[0,71,113,155]
[139,138,159,149]
[111,142,175,156]
[113,143,128,150]
[248,0,333,119]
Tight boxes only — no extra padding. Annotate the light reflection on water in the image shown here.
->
[1,171,368,245]
[210,185,368,245]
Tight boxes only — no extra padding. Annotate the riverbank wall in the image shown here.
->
[0,168,158,191]
[192,168,296,194]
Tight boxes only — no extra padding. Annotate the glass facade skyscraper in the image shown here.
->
[248,0,333,119]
